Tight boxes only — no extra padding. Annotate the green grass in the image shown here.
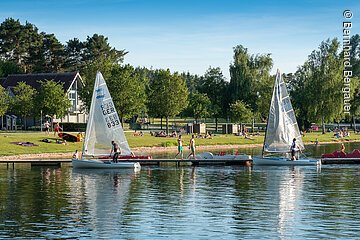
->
[0,131,359,157]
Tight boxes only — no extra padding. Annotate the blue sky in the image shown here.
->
[1,0,359,79]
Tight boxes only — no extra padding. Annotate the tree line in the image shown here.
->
[0,18,359,132]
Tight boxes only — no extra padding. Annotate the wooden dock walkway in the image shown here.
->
[1,158,360,168]
[0,158,251,168]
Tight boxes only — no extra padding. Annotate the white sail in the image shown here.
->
[263,69,304,153]
[83,71,131,156]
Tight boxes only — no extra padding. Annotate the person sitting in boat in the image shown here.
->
[290,138,301,160]
[110,141,121,163]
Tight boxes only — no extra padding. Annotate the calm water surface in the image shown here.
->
[1,143,360,239]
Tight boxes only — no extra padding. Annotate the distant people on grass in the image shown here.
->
[110,140,121,163]
[187,134,196,159]
[175,135,184,159]
[54,123,62,136]
[133,130,144,136]
[76,132,83,142]
[334,128,350,138]
[44,121,50,135]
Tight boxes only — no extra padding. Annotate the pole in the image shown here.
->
[40,110,43,132]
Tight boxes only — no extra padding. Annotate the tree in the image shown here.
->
[198,67,228,131]
[148,69,188,134]
[181,72,201,95]
[107,64,147,124]
[0,18,26,66]
[64,38,85,71]
[83,34,127,65]
[78,34,128,111]
[349,34,360,131]
[228,45,273,121]
[229,100,253,125]
[188,92,211,123]
[11,82,37,129]
[40,33,66,72]
[0,85,10,129]
[304,38,343,133]
[37,80,71,120]
[0,60,22,77]
[0,18,43,73]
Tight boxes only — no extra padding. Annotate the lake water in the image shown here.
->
[1,142,360,239]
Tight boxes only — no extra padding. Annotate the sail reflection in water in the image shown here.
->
[277,168,304,238]
[70,169,140,238]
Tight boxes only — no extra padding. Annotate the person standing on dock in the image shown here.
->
[175,135,184,159]
[187,134,196,159]
[110,141,121,163]
[72,150,79,159]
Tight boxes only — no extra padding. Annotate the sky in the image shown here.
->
[1,0,360,80]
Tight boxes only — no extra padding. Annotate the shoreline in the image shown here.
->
[0,140,359,160]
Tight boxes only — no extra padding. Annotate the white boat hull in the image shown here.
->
[197,152,252,160]
[252,156,320,166]
[72,158,141,169]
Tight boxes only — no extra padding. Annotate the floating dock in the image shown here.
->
[0,158,251,168]
[2,158,360,168]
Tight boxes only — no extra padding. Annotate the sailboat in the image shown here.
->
[72,71,146,169]
[252,69,320,166]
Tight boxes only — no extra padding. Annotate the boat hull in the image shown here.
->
[253,156,320,166]
[72,159,141,169]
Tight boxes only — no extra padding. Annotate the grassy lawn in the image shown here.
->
[0,131,359,157]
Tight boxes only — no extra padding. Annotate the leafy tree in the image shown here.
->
[181,72,201,95]
[0,85,10,129]
[37,80,71,120]
[188,92,211,123]
[228,45,273,120]
[11,82,37,129]
[0,18,43,73]
[230,100,253,124]
[0,18,26,66]
[349,34,360,131]
[40,33,66,72]
[78,34,128,111]
[64,38,85,71]
[350,34,360,78]
[148,69,188,134]
[83,34,127,65]
[288,67,312,130]
[0,60,22,77]
[107,64,147,124]
[305,38,343,133]
[198,67,228,130]
[22,21,43,73]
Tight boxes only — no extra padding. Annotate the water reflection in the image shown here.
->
[277,167,304,239]
[0,142,360,239]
